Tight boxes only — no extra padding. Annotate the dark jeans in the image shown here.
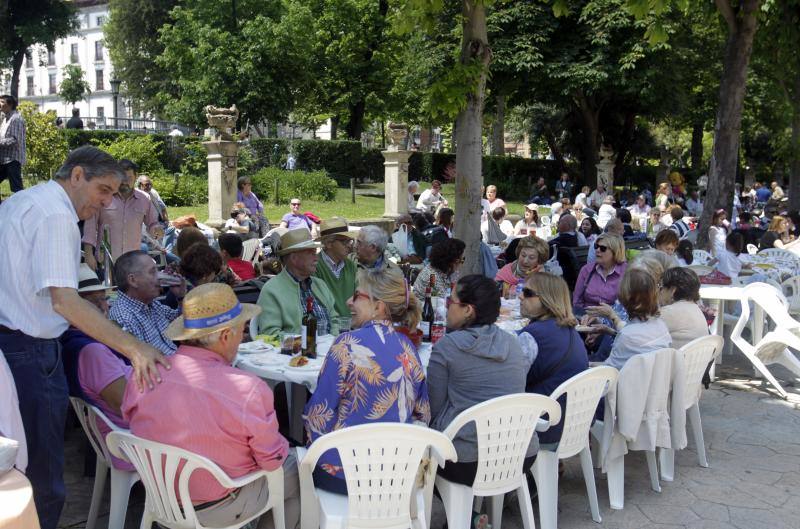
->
[0,332,68,529]
[0,160,23,192]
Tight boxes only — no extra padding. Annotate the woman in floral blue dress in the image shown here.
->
[303,267,431,494]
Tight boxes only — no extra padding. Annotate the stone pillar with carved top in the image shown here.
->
[204,140,239,229]
[383,122,411,219]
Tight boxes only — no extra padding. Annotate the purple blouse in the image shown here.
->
[237,190,263,216]
[572,262,627,309]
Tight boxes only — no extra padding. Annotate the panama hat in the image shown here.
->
[78,263,114,293]
[165,283,261,341]
[317,216,358,241]
[278,228,321,256]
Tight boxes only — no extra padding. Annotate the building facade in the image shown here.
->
[8,1,126,122]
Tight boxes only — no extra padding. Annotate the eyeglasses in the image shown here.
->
[291,202,301,207]
[139,182,152,189]
[520,287,538,299]
[446,297,474,310]
[456,256,465,264]
[335,238,354,246]
[594,244,609,252]
[353,291,371,302]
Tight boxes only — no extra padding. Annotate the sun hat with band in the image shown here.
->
[278,228,321,256]
[77,262,114,293]
[165,283,261,342]
[317,216,358,241]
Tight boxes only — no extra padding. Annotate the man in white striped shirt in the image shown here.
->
[0,146,167,529]
[0,94,26,200]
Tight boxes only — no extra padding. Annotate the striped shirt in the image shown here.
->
[0,111,26,165]
[0,180,80,338]
[109,291,180,355]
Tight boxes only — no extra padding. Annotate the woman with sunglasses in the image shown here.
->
[303,267,430,494]
[573,233,627,311]
[427,275,533,486]
[411,238,466,301]
[518,273,588,446]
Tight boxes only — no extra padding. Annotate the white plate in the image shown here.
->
[244,355,286,367]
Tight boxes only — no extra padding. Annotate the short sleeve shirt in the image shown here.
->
[0,180,80,337]
[281,213,311,231]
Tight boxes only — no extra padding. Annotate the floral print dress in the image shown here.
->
[303,320,431,480]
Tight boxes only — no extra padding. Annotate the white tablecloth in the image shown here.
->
[739,254,800,283]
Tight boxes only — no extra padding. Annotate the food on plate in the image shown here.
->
[256,334,282,347]
[288,355,309,367]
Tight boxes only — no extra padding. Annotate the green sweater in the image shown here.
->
[256,268,340,336]
[314,254,357,317]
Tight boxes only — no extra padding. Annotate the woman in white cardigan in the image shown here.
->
[658,267,710,349]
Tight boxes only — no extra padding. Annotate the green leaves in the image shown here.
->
[18,102,69,182]
[58,64,91,106]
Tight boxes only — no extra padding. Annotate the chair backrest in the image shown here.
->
[678,335,723,409]
[107,431,250,529]
[70,397,122,467]
[249,316,259,338]
[758,247,798,262]
[442,393,561,496]
[692,249,713,265]
[781,275,800,302]
[745,282,799,330]
[300,423,456,529]
[550,367,618,459]
[241,238,261,263]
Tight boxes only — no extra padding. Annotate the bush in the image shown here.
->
[250,167,337,203]
[361,148,385,182]
[149,170,208,207]
[18,102,69,182]
[94,134,164,174]
[249,138,362,184]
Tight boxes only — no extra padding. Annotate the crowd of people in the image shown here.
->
[2,141,799,529]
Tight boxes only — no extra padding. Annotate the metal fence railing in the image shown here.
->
[58,116,190,135]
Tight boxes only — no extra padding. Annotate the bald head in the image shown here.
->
[558,214,577,233]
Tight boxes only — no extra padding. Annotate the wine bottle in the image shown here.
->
[301,296,317,358]
[420,275,435,342]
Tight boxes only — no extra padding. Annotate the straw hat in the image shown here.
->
[165,283,261,341]
[317,216,358,241]
[278,228,321,256]
[78,263,114,293]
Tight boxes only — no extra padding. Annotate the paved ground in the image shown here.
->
[57,352,800,529]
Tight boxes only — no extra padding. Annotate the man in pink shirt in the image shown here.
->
[82,159,163,270]
[122,283,299,529]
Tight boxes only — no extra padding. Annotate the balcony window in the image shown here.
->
[47,50,56,66]
[95,69,104,91]
[49,73,56,94]
[97,107,104,118]
[26,76,34,97]
[25,51,33,69]
[95,41,103,62]
[70,43,78,63]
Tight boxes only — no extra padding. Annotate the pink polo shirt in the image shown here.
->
[121,345,288,503]
[83,189,160,261]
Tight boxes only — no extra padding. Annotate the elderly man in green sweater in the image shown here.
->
[256,228,340,336]
[313,217,358,317]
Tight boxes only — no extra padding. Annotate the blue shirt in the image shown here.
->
[755,187,772,202]
[303,321,430,480]
[109,291,181,355]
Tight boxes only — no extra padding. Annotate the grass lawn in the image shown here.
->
[168,182,530,223]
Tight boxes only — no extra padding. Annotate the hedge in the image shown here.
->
[249,138,362,184]
[149,171,208,207]
[250,166,337,203]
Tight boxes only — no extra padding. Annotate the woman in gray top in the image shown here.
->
[428,274,535,486]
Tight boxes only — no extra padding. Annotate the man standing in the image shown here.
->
[137,174,169,225]
[555,172,573,200]
[82,159,163,270]
[65,107,84,129]
[0,146,166,529]
[0,94,26,199]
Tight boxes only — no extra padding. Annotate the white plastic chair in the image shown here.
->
[758,247,799,262]
[297,423,456,529]
[434,394,561,529]
[249,316,260,338]
[658,336,724,481]
[533,367,618,529]
[107,431,285,529]
[731,282,800,399]
[241,238,261,264]
[781,276,800,318]
[692,249,713,265]
[747,244,758,255]
[70,397,139,529]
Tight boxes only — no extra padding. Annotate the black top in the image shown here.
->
[66,116,84,129]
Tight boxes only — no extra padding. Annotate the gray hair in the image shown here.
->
[182,329,223,346]
[113,250,150,293]
[630,249,676,283]
[408,181,419,191]
[359,225,388,252]
[54,146,126,182]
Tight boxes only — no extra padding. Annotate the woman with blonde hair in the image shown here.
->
[573,233,627,310]
[303,266,430,494]
[655,182,671,209]
[759,215,798,250]
[518,272,588,445]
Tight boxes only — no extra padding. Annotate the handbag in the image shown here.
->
[699,269,732,285]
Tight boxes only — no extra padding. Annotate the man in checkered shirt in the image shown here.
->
[0,94,26,200]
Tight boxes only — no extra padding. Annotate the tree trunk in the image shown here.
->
[691,120,704,173]
[490,94,505,155]
[453,0,491,276]
[9,46,25,100]
[330,115,339,140]
[575,91,600,188]
[344,100,366,140]
[419,124,433,151]
[451,120,457,152]
[696,0,759,250]
[543,128,565,171]
[790,99,800,212]
[613,111,636,182]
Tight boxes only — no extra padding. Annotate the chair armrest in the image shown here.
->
[223,469,273,490]
[535,418,550,432]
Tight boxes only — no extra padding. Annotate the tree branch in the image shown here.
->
[715,0,738,34]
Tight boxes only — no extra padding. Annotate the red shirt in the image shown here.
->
[122,345,288,502]
[228,258,256,280]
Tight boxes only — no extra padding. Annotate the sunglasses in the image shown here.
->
[594,244,609,252]
[520,287,538,299]
[291,202,301,206]
[446,297,474,310]
[353,291,371,302]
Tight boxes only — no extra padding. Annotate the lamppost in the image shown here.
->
[110,77,121,130]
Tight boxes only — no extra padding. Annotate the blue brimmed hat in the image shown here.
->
[165,283,261,341]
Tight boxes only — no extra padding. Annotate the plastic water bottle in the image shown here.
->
[515,282,524,299]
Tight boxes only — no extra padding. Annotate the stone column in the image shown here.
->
[382,150,412,218]
[596,145,615,191]
[203,140,239,229]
